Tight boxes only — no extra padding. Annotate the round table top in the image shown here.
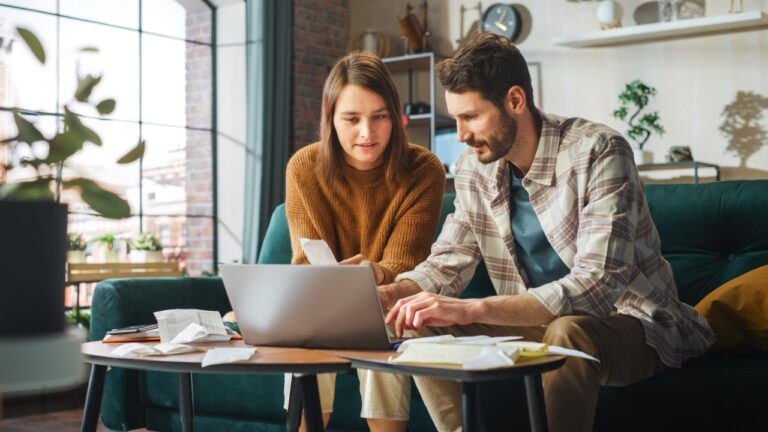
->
[81,340,353,375]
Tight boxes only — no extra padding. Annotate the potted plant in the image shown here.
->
[91,233,119,263]
[0,28,144,335]
[130,232,163,263]
[613,79,665,165]
[67,233,87,263]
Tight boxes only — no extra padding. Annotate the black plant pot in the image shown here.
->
[0,200,67,336]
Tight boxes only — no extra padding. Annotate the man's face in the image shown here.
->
[445,90,518,164]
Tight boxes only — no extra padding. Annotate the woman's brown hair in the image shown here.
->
[317,51,408,188]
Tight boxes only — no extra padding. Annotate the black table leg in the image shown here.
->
[461,381,481,432]
[81,364,107,432]
[296,374,324,432]
[524,374,548,432]
[286,374,303,432]
[178,372,194,432]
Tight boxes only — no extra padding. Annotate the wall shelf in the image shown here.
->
[552,11,768,48]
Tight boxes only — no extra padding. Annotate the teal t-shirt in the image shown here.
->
[509,169,570,287]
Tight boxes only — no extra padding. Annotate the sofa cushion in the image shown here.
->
[695,264,768,353]
[645,181,768,305]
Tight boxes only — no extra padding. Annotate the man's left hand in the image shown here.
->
[385,291,481,337]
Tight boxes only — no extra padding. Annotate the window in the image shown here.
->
[0,1,216,276]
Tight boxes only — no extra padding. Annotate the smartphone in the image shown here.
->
[106,324,158,335]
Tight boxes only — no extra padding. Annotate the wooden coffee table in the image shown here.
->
[80,341,351,432]
[334,350,566,432]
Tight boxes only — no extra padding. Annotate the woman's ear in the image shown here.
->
[505,86,527,114]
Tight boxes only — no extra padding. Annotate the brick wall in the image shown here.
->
[292,0,349,152]
[185,8,213,275]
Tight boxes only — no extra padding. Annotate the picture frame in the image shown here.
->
[528,62,542,109]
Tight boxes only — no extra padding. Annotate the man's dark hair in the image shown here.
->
[437,32,535,112]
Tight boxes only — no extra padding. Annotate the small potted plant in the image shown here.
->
[92,233,119,263]
[67,233,87,263]
[613,79,665,165]
[130,232,163,263]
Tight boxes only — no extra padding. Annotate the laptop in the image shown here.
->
[219,264,399,350]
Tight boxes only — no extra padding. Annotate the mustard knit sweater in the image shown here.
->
[285,143,445,284]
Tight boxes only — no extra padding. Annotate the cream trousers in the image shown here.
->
[283,369,411,420]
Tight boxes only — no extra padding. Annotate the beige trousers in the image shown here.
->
[412,314,668,432]
[283,369,411,420]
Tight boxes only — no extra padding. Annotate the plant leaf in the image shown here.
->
[12,110,45,144]
[64,178,131,219]
[17,27,46,64]
[75,74,102,102]
[95,98,116,115]
[64,107,101,146]
[45,131,84,163]
[117,139,145,164]
[81,46,99,53]
[0,178,53,200]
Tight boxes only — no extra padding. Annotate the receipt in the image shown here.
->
[201,347,257,367]
[300,238,338,265]
[154,309,229,343]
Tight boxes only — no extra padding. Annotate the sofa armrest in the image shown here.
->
[89,277,231,431]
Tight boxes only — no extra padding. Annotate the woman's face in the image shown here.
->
[333,84,392,171]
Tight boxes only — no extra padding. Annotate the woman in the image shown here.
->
[284,51,444,431]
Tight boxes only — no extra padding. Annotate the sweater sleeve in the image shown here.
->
[377,150,445,283]
[285,152,321,265]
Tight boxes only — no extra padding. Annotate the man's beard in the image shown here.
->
[468,112,518,164]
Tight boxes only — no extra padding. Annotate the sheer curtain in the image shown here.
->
[242,0,292,263]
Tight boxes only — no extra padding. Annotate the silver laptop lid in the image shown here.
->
[220,264,392,350]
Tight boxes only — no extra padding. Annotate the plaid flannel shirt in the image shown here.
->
[397,111,714,368]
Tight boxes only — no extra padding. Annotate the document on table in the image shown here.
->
[300,238,338,265]
[154,309,230,344]
[201,347,257,367]
[111,343,200,358]
[391,335,600,369]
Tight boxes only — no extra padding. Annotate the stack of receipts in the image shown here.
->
[154,309,236,344]
[391,335,599,370]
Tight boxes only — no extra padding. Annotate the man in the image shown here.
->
[378,33,715,432]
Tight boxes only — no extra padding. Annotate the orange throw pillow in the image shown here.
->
[695,265,768,353]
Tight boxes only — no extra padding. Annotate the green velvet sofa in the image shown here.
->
[90,180,768,431]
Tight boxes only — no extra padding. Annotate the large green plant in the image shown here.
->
[613,80,665,151]
[0,28,144,218]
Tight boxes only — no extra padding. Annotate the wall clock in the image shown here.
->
[481,3,522,42]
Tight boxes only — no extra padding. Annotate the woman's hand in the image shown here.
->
[223,311,237,323]
[340,254,385,284]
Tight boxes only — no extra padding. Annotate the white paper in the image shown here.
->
[170,323,210,344]
[154,309,229,343]
[547,345,600,362]
[462,347,519,369]
[201,347,257,367]
[111,342,198,358]
[300,238,338,265]
[396,335,523,352]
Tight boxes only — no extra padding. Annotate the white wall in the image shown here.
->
[350,0,768,180]
[216,1,246,264]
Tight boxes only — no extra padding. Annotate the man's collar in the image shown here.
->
[491,109,560,190]
[525,110,560,187]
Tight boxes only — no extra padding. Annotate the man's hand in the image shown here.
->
[340,254,384,284]
[385,291,482,337]
[377,279,422,311]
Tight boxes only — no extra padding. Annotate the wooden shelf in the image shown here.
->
[382,52,435,73]
[552,11,768,48]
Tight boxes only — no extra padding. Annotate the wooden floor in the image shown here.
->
[0,408,138,431]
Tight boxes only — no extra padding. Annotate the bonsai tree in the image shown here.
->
[0,27,145,217]
[67,233,86,251]
[613,79,665,151]
[130,232,162,251]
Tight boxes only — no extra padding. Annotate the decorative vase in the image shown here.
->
[634,149,654,165]
[99,248,119,263]
[130,250,163,263]
[0,201,67,336]
[67,250,86,263]
[597,0,623,29]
